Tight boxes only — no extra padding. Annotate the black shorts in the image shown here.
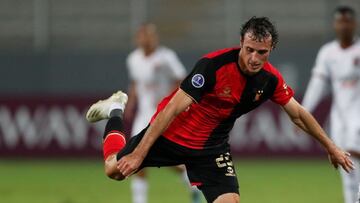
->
[117,126,239,202]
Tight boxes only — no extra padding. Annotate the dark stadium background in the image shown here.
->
[0,0,359,202]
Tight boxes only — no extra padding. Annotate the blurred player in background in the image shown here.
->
[357,184,360,203]
[302,6,360,203]
[87,17,354,203]
[125,23,201,203]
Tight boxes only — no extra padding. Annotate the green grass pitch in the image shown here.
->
[0,158,343,203]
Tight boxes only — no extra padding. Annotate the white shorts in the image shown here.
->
[331,123,360,152]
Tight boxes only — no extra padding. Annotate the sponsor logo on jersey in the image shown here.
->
[191,74,205,88]
[218,86,232,97]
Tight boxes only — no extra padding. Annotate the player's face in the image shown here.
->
[334,13,356,42]
[136,25,159,51]
[239,32,272,75]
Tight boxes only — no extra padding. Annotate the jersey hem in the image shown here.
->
[179,87,199,103]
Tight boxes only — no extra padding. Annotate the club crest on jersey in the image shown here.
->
[219,86,232,97]
[253,90,264,102]
[191,74,205,88]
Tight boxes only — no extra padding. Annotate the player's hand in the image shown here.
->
[327,146,355,173]
[117,152,144,177]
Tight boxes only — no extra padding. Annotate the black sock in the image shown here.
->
[109,109,123,119]
[103,111,124,139]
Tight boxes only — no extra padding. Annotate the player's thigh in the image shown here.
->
[185,151,239,202]
[139,136,185,168]
[116,126,148,161]
[117,128,184,169]
[213,193,240,203]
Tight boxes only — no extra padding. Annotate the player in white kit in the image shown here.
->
[357,183,360,203]
[302,6,360,203]
[125,23,201,203]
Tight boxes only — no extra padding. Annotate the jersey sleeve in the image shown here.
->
[302,74,330,112]
[126,54,136,81]
[164,49,187,80]
[180,57,216,102]
[312,46,330,79]
[302,46,331,112]
[270,70,294,106]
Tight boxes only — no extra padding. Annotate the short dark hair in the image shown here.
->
[334,6,356,19]
[240,17,279,49]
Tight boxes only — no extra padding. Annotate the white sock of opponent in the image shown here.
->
[181,170,202,203]
[357,183,360,203]
[131,176,148,203]
[340,157,360,203]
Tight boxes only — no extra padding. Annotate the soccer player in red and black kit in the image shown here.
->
[86,17,355,203]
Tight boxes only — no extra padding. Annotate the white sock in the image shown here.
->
[357,183,360,203]
[108,103,125,116]
[181,171,201,203]
[131,176,148,203]
[340,157,360,203]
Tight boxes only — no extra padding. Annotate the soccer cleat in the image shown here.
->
[86,90,128,123]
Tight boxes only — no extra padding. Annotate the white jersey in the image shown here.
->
[302,38,360,151]
[357,183,360,203]
[127,46,186,136]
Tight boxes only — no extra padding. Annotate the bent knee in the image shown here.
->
[104,154,125,181]
[107,171,125,181]
[105,166,125,181]
[214,193,240,203]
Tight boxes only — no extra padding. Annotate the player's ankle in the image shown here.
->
[108,103,125,117]
[109,109,124,119]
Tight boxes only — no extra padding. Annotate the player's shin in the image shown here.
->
[180,169,202,203]
[103,111,126,161]
[102,111,127,180]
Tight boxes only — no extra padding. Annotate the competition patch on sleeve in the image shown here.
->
[191,74,205,88]
[180,57,216,102]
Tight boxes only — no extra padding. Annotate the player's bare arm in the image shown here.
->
[117,88,193,177]
[171,79,182,92]
[282,97,355,172]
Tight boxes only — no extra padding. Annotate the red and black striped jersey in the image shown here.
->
[150,47,294,150]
